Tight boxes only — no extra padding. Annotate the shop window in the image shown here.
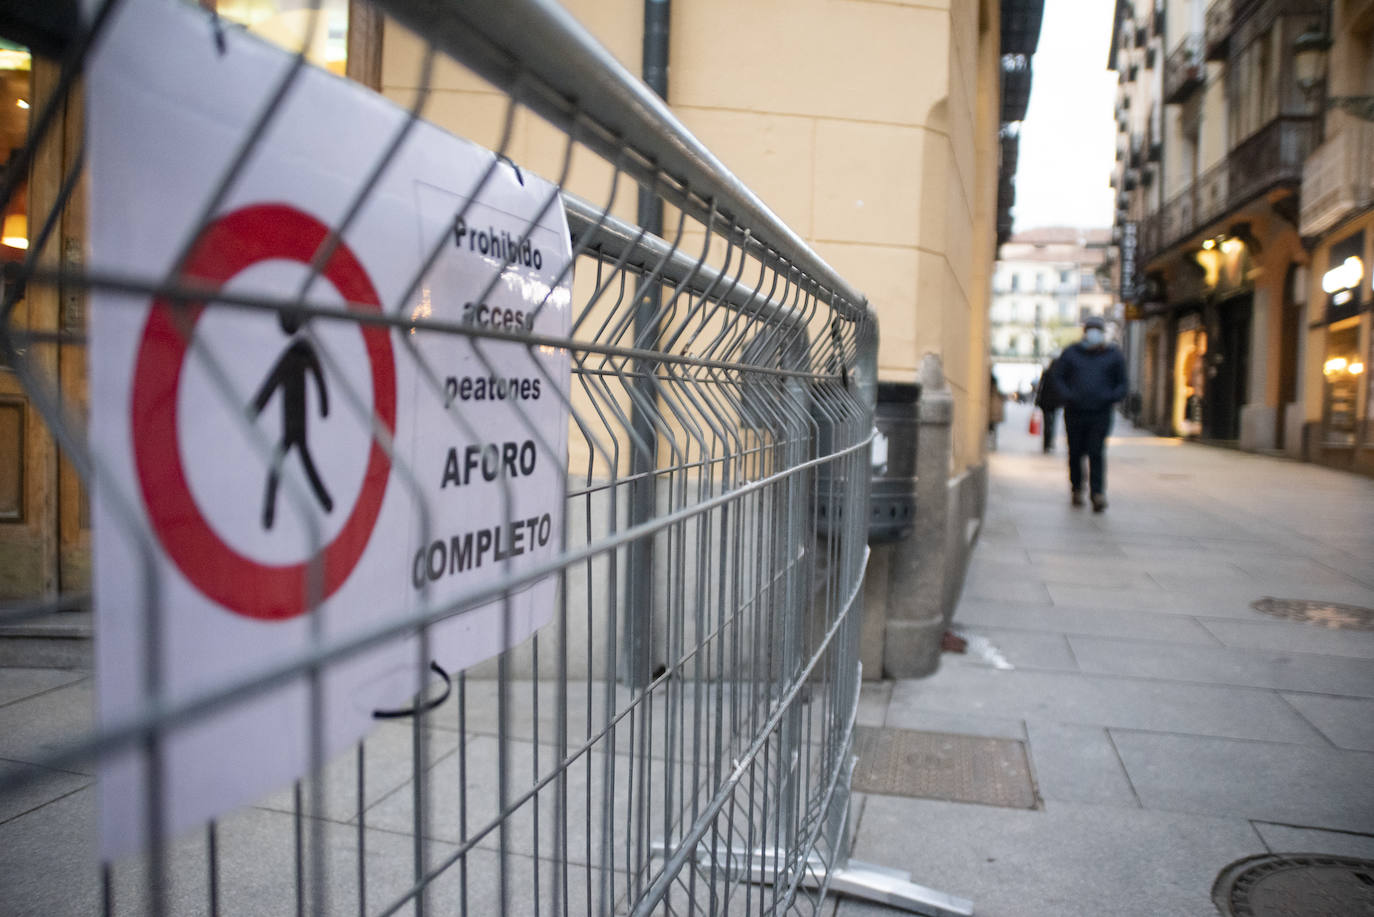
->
[1,39,30,266]
[1322,324,1363,447]
[0,40,29,372]
[1174,328,1207,437]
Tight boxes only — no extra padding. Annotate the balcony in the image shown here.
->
[1002,55,1032,123]
[1300,120,1374,237]
[998,175,1016,214]
[1197,160,1230,228]
[1228,116,1317,209]
[1000,133,1020,176]
[1204,0,1232,60]
[1164,35,1205,104]
[1001,0,1045,56]
[1137,118,1314,262]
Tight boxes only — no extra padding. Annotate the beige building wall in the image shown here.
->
[1197,74,1228,172]
[379,0,999,478]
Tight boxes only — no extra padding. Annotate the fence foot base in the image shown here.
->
[828,859,973,917]
[651,843,973,917]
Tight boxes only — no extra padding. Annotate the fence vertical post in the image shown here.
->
[623,0,671,689]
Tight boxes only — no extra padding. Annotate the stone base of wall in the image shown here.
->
[1239,404,1277,452]
[870,460,987,680]
[1283,403,1306,458]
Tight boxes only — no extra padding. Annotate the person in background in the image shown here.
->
[1049,316,1127,512]
[987,371,1005,449]
[1033,353,1063,454]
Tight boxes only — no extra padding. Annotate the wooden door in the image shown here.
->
[0,51,87,601]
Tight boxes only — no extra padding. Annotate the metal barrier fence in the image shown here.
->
[0,0,963,914]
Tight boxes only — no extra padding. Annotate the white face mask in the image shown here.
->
[1083,328,1105,348]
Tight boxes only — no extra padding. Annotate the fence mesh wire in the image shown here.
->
[0,0,878,914]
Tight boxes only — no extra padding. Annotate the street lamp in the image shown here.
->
[1293,27,1330,92]
[1293,27,1374,121]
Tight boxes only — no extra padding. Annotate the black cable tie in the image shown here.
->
[372,660,452,719]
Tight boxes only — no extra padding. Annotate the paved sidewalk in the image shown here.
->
[840,401,1374,917]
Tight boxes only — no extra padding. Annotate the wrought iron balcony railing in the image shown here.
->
[1229,115,1318,207]
[1137,116,1314,261]
[1164,35,1205,103]
[1002,55,1032,123]
[1204,0,1232,60]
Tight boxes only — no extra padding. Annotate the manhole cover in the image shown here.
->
[1250,597,1374,630]
[1213,853,1374,916]
[851,726,1037,809]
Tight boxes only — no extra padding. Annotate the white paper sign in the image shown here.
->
[89,0,571,858]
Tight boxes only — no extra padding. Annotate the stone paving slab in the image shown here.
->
[1109,730,1374,834]
[963,577,1053,605]
[1018,550,1221,577]
[1198,617,1374,657]
[881,704,1028,743]
[254,720,461,823]
[0,669,85,709]
[856,681,891,727]
[968,560,1164,591]
[1066,634,1374,697]
[0,679,94,773]
[1250,822,1374,860]
[955,600,1223,642]
[0,784,597,917]
[366,735,635,867]
[887,666,1326,744]
[837,795,1263,917]
[1113,541,1288,562]
[1314,551,1374,588]
[1022,721,1137,808]
[1278,693,1374,751]
[1043,582,1209,611]
[1228,556,1369,584]
[0,758,90,826]
[1152,578,1374,608]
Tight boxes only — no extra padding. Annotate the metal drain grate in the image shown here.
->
[1213,853,1374,916]
[851,726,1037,809]
[1250,597,1374,630]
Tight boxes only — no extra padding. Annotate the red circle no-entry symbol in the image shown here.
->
[131,203,396,621]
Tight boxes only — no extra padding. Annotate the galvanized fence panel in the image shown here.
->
[0,0,916,914]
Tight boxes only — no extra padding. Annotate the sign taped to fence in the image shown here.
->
[88,0,571,858]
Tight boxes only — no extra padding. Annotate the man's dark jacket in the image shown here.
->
[1049,342,1128,413]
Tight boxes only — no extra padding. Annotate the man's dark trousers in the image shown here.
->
[1064,407,1112,496]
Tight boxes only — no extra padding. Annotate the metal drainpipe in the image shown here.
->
[625,0,670,688]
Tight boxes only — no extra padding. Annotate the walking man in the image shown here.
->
[1049,316,1127,512]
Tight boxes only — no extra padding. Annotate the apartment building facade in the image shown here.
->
[990,227,1115,396]
[1111,0,1374,473]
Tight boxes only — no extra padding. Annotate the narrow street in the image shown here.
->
[842,401,1374,916]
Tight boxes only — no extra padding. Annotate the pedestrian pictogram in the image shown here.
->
[130,203,396,621]
[252,309,334,529]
